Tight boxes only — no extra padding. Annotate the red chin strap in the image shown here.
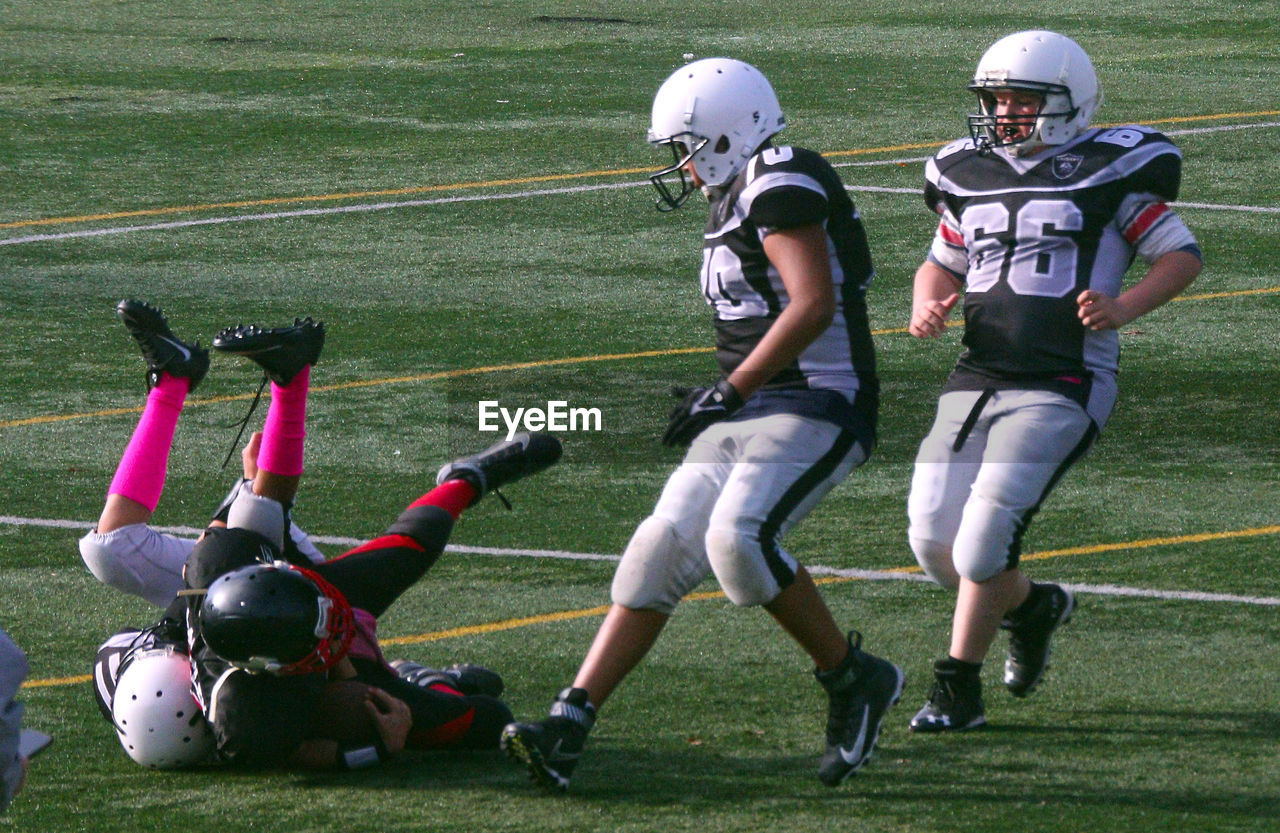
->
[275,565,356,676]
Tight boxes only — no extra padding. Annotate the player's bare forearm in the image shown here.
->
[289,738,343,770]
[728,297,831,397]
[729,226,836,397]
[1122,249,1202,317]
[1078,249,1202,330]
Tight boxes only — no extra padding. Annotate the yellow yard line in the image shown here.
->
[10,289,1280,433]
[25,524,1279,690]
[7,333,918,429]
[1174,286,1280,302]
[3,109,1276,231]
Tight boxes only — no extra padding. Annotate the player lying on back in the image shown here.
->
[87,301,561,769]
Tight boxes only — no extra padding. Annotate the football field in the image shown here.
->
[1,1,1277,831]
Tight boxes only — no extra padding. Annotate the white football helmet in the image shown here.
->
[647,57,786,210]
[112,649,215,769]
[967,30,1100,154]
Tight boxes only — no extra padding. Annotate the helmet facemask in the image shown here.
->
[966,30,1100,157]
[648,134,708,212]
[269,566,355,676]
[968,81,1077,155]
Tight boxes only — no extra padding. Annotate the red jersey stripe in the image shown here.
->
[410,707,476,747]
[331,533,425,558]
[1123,202,1169,244]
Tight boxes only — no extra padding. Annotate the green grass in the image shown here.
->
[2,1,1278,831]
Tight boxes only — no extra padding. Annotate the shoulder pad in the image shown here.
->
[1079,126,1183,199]
[748,144,812,175]
[1083,124,1175,150]
[935,137,978,161]
[927,138,979,184]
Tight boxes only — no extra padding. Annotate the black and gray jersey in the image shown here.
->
[702,144,878,432]
[923,125,1199,425]
[91,620,187,723]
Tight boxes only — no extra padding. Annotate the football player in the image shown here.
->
[79,300,327,608]
[905,31,1202,731]
[501,58,902,791]
[87,301,561,769]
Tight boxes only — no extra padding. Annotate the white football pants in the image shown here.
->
[612,413,868,613]
[908,389,1097,588]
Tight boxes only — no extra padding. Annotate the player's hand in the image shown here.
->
[364,687,412,754]
[241,431,263,480]
[662,378,743,447]
[1077,289,1135,331]
[909,293,960,338]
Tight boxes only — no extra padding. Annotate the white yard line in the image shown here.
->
[0,181,649,247]
[4,121,1277,246]
[6,514,1277,607]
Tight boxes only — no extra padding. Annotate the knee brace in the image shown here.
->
[952,495,1023,583]
[704,525,791,607]
[226,481,287,551]
[385,504,454,555]
[611,516,708,614]
[908,535,961,590]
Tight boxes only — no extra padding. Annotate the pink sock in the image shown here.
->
[107,374,190,512]
[258,365,310,477]
[409,479,477,520]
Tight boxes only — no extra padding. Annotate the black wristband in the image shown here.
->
[711,377,744,412]
[336,737,390,770]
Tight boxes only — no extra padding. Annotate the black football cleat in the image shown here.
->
[1002,583,1076,697]
[212,318,325,386]
[436,432,562,506]
[116,299,210,390]
[815,632,904,786]
[909,658,986,733]
[500,687,594,793]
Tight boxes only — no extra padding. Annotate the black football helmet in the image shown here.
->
[184,526,280,592]
[198,561,354,676]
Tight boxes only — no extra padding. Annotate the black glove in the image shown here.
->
[662,377,744,447]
